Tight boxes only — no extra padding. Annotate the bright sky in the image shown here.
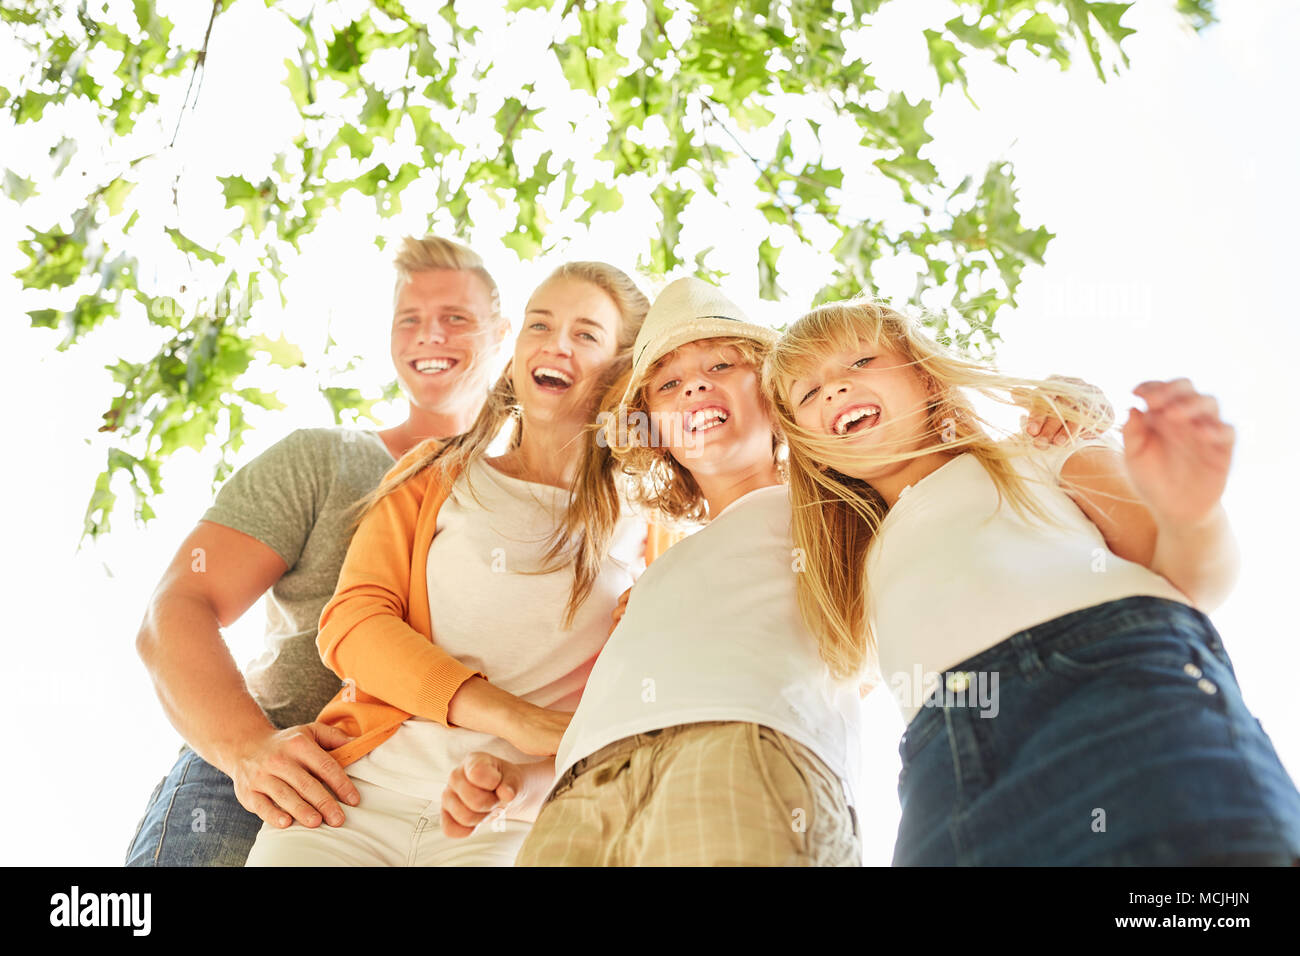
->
[1,0,1296,866]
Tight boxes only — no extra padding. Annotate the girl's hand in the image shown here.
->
[610,587,632,635]
[1121,379,1235,528]
[504,704,573,757]
[1014,375,1115,447]
[440,753,526,838]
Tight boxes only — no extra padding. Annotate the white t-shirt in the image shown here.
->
[868,437,1191,724]
[555,484,864,806]
[346,458,649,798]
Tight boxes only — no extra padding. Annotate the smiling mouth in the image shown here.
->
[833,405,880,435]
[531,366,574,392]
[684,407,730,433]
[410,357,458,375]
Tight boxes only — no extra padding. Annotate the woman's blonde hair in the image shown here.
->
[361,260,650,628]
[762,298,1115,680]
[603,335,783,525]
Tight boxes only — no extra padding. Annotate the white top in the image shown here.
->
[868,437,1191,724]
[554,484,864,806]
[346,458,648,798]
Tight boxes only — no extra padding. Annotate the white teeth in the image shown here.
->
[414,357,454,373]
[834,406,879,435]
[532,366,574,386]
[688,408,728,432]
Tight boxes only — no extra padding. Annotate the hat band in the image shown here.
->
[635,314,746,364]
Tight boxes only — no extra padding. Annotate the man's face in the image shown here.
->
[390,269,501,414]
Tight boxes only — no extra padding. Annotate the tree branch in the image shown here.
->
[169,0,223,148]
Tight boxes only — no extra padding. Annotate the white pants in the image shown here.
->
[245,776,531,867]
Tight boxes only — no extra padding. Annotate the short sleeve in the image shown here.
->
[202,428,334,568]
[1022,433,1122,483]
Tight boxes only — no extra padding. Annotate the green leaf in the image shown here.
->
[165,227,225,263]
[102,177,136,215]
[576,181,623,225]
[925,29,967,92]
[250,333,305,369]
[3,169,38,202]
[757,237,784,301]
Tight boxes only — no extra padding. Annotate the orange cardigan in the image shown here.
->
[315,439,680,767]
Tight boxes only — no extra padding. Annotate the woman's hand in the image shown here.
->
[1122,378,1234,528]
[504,704,574,756]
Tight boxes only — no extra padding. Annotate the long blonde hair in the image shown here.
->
[361,260,650,628]
[603,335,783,525]
[762,298,1116,680]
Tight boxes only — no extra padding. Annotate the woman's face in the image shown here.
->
[390,269,502,415]
[512,276,622,426]
[785,339,935,482]
[644,339,774,480]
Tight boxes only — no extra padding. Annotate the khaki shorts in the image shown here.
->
[516,721,861,866]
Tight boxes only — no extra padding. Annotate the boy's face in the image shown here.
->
[644,338,775,478]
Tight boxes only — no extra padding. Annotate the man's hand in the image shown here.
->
[440,753,527,838]
[226,722,360,829]
[1014,374,1116,448]
[1122,378,1234,528]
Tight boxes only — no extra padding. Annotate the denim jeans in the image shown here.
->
[125,747,263,867]
[893,596,1300,866]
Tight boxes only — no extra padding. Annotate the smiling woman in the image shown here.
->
[241,259,669,866]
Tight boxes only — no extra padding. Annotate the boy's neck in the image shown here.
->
[698,461,784,521]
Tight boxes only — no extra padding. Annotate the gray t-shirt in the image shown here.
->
[202,427,396,729]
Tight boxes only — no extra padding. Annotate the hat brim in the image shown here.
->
[619,318,780,409]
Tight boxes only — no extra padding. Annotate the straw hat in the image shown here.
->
[620,277,778,406]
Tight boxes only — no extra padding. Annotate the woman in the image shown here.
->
[245,261,671,866]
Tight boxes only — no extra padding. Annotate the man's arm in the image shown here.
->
[136,521,359,829]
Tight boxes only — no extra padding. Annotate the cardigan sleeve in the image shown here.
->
[317,454,483,727]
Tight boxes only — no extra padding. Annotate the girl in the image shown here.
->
[245,261,672,866]
[764,298,1300,865]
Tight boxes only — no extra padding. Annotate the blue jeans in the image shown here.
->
[893,596,1300,866]
[125,748,263,867]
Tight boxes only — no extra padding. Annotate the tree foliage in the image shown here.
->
[2,0,1214,538]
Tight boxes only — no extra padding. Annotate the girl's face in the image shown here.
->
[513,276,622,425]
[645,339,774,478]
[786,339,935,482]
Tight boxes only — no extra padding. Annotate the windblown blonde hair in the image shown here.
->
[603,335,783,525]
[762,298,1116,680]
[361,260,650,628]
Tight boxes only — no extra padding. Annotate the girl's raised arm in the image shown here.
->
[1058,378,1240,612]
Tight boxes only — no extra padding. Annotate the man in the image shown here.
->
[126,236,507,866]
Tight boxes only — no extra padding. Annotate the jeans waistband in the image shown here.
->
[897,596,1222,760]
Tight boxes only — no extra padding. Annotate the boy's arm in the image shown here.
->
[1058,379,1239,612]
[440,754,559,837]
